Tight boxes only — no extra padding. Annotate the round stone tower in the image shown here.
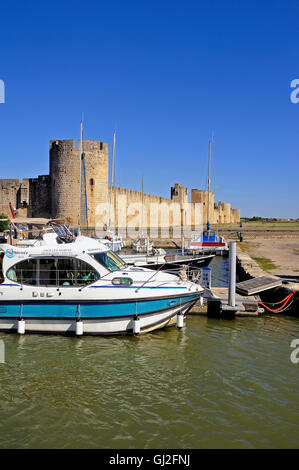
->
[50,139,108,227]
[223,202,231,224]
[191,190,215,224]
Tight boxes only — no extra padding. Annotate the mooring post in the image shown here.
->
[228,241,236,307]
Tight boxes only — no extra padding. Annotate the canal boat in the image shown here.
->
[132,233,153,254]
[122,250,215,274]
[94,228,123,252]
[0,234,203,335]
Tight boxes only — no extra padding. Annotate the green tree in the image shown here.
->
[0,214,8,232]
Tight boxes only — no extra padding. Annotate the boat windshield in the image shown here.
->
[90,251,127,272]
[0,252,4,284]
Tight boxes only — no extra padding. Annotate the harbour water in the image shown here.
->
[0,257,298,449]
[209,255,229,287]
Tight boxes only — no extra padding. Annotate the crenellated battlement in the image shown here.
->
[50,139,108,154]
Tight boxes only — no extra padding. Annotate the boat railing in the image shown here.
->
[160,265,203,282]
[134,261,172,292]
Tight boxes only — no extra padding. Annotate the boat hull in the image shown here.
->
[137,254,214,272]
[0,294,199,335]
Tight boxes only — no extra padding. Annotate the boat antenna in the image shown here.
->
[78,118,83,235]
[207,140,211,231]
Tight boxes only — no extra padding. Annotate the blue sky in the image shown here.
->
[0,0,298,218]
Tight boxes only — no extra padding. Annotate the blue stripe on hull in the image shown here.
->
[0,294,199,319]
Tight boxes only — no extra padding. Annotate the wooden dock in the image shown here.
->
[190,287,260,317]
[236,276,282,296]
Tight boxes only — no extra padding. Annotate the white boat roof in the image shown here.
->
[0,235,109,257]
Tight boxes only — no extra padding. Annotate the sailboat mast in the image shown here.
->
[78,120,83,235]
[108,131,115,229]
[141,176,144,233]
[207,140,211,230]
[82,137,89,234]
[113,131,116,231]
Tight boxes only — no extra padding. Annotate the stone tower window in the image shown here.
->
[90,178,94,186]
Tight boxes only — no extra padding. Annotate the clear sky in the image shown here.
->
[0,0,298,218]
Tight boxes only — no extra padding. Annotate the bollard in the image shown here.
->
[228,241,236,307]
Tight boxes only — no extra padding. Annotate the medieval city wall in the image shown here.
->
[0,139,240,229]
[0,178,29,217]
[28,175,51,218]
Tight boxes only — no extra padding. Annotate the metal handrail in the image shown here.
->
[135,261,176,293]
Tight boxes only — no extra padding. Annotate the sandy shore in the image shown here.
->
[237,236,299,277]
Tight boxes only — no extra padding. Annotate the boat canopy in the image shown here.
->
[202,230,216,242]
[9,217,65,226]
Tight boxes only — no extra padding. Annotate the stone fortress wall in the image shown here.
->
[0,139,240,229]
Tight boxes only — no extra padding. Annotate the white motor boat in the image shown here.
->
[0,233,203,336]
[132,234,153,254]
[95,228,123,253]
[122,250,215,277]
[187,224,228,255]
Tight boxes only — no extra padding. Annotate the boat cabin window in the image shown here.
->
[0,252,4,284]
[40,258,57,286]
[6,257,100,287]
[90,251,127,272]
[7,258,38,285]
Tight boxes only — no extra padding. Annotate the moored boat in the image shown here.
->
[0,234,203,336]
[187,225,228,255]
[122,250,215,275]
[132,234,153,254]
[94,228,123,252]
[187,140,228,255]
